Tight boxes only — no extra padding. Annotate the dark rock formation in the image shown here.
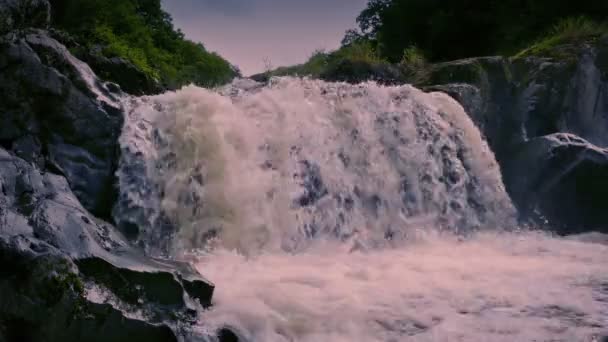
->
[505,133,608,234]
[0,27,123,219]
[0,1,232,340]
[0,147,216,341]
[424,40,608,234]
[80,48,163,95]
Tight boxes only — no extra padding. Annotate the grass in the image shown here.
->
[515,16,608,59]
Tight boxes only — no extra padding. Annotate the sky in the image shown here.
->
[161,0,369,76]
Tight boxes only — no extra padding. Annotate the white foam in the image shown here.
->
[116,78,608,341]
[118,78,514,254]
[196,232,608,341]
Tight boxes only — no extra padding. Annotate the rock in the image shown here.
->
[505,133,608,234]
[217,328,242,342]
[0,147,216,341]
[78,45,163,95]
[0,236,181,342]
[426,46,608,156]
[423,41,608,233]
[0,29,123,219]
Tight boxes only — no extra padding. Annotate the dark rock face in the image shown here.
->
[425,41,608,234]
[506,133,608,234]
[77,45,163,96]
[45,31,163,95]
[0,2,228,340]
[0,147,216,341]
[428,42,608,155]
[0,29,123,219]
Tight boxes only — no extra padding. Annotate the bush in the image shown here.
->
[269,49,331,78]
[50,0,238,90]
[333,40,383,64]
[399,46,430,84]
[265,41,384,79]
[347,0,608,63]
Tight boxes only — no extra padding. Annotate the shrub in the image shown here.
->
[50,0,238,90]
[348,0,608,63]
[332,40,383,64]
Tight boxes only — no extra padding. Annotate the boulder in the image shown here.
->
[0,147,217,341]
[505,133,608,234]
[0,29,123,219]
[424,40,608,233]
[426,41,608,156]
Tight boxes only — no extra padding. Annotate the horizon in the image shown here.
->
[161,0,368,76]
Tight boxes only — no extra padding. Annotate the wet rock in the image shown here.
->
[506,133,608,234]
[0,28,123,219]
[0,235,183,342]
[424,41,608,234]
[217,328,241,342]
[0,148,215,341]
[295,160,328,207]
[79,45,163,95]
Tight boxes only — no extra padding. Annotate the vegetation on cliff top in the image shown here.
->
[515,17,608,59]
[262,0,607,80]
[351,0,608,62]
[49,0,239,90]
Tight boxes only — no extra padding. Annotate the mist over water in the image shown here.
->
[117,78,608,341]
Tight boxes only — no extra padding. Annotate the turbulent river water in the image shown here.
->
[117,78,608,341]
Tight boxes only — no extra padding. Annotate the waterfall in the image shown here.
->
[115,78,608,341]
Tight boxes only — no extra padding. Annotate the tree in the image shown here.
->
[49,0,238,89]
[350,0,608,63]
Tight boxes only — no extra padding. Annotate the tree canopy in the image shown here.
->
[50,0,239,90]
[349,0,608,62]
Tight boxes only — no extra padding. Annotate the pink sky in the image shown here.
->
[162,0,369,76]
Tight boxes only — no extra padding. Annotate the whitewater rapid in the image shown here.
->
[116,78,608,341]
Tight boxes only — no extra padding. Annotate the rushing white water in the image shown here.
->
[197,233,608,342]
[116,78,608,341]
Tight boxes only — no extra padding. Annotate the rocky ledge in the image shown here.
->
[0,1,229,341]
[423,39,608,234]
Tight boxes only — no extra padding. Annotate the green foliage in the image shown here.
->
[266,41,384,78]
[515,17,608,59]
[93,24,159,80]
[400,46,426,68]
[50,0,238,89]
[267,49,330,78]
[399,46,430,84]
[333,40,383,64]
[348,0,608,63]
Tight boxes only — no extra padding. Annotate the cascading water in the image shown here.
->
[116,78,608,341]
